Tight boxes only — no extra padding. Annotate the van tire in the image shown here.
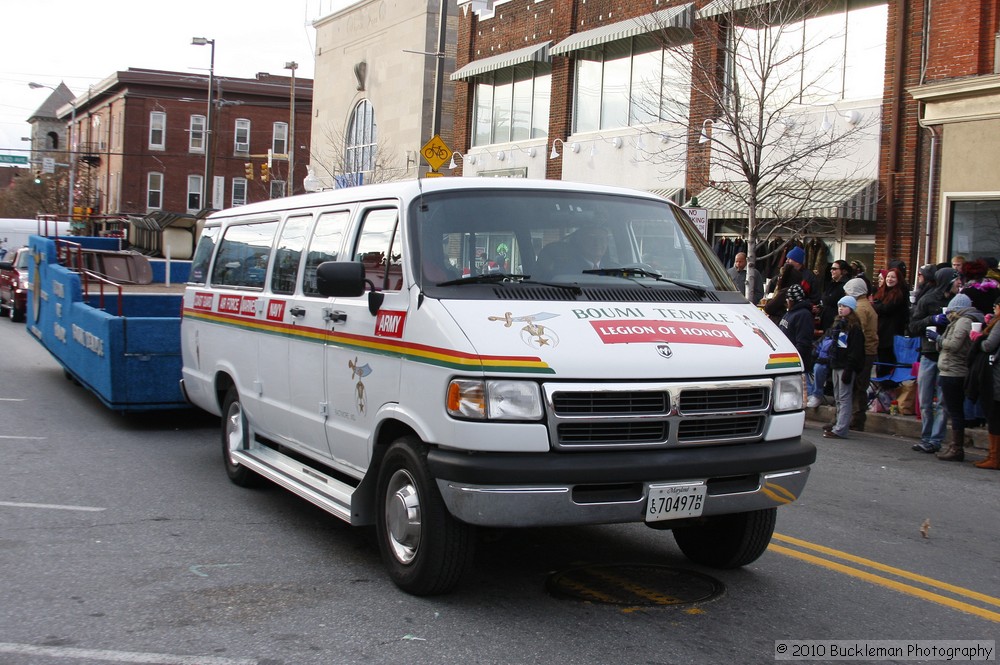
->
[376,437,475,595]
[671,508,776,569]
[221,387,263,488]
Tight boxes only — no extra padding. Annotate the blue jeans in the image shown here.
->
[917,356,947,447]
[810,363,829,399]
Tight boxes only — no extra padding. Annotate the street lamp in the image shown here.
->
[285,61,298,196]
[192,37,215,209]
[29,82,76,221]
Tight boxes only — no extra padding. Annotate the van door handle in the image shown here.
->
[289,306,306,317]
[323,308,347,324]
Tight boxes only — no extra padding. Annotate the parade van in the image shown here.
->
[180,178,816,595]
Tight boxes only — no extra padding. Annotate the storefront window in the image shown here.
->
[951,200,1000,260]
[470,64,552,147]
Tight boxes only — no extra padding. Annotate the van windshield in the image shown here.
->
[409,189,732,294]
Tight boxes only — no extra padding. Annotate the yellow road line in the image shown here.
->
[769,540,1000,623]
[773,533,1000,608]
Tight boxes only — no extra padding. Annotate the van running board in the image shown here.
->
[231,446,355,524]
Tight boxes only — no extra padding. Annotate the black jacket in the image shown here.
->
[908,267,960,361]
[827,317,865,376]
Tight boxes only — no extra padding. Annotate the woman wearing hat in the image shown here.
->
[970,295,1000,469]
[927,293,984,461]
[823,296,865,439]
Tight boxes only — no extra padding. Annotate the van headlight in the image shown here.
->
[773,374,805,412]
[447,379,543,420]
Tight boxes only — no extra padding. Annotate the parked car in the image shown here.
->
[0,247,31,322]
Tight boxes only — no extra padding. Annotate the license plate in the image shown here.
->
[646,483,707,522]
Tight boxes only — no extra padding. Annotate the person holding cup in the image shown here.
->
[907,267,963,453]
[927,293,984,461]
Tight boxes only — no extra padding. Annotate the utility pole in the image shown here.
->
[192,37,215,209]
[285,61,298,195]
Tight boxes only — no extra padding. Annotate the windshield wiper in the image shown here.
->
[581,266,709,292]
[434,273,582,294]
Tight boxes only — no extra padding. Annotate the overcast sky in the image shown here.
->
[0,0,355,157]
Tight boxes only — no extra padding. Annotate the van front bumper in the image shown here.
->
[429,438,814,528]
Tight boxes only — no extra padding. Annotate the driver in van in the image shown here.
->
[536,223,615,277]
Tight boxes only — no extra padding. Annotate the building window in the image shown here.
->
[234,119,250,153]
[45,131,59,149]
[147,172,163,210]
[232,177,247,206]
[270,180,286,199]
[573,36,692,133]
[272,122,288,156]
[950,199,1000,263]
[149,112,166,150]
[189,115,206,153]
[346,100,377,176]
[727,1,887,106]
[472,63,551,146]
[187,175,203,213]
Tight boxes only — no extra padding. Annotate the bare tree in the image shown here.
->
[636,0,881,299]
[307,121,409,190]
[0,171,67,219]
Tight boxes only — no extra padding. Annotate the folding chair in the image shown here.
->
[868,336,921,409]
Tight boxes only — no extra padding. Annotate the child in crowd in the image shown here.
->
[824,296,865,439]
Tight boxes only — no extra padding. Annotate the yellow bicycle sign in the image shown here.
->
[421,135,452,171]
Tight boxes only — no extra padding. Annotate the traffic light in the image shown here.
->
[34,170,42,184]
[244,162,254,180]
[260,163,270,183]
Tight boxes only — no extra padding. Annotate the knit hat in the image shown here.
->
[837,295,857,311]
[843,278,868,298]
[786,284,805,304]
[786,246,806,265]
[946,293,972,313]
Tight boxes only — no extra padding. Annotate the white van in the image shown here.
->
[180,178,815,595]
[0,217,71,256]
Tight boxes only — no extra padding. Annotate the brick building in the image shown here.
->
[449,0,1000,281]
[50,68,312,230]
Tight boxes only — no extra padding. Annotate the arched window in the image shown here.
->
[345,100,377,177]
[46,132,59,150]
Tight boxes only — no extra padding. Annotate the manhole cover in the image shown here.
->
[546,563,725,607]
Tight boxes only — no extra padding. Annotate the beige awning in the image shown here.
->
[689,179,879,220]
[450,42,551,81]
[550,3,694,56]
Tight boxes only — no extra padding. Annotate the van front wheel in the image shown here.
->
[221,387,263,488]
[376,437,475,595]
[671,508,776,569]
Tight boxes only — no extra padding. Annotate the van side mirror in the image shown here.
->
[316,261,366,297]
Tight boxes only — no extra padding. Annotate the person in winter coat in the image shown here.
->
[819,260,852,331]
[960,258,1000,315]
[823,296,865,439]
[764,262,803,324]
[927,293,984,461]
[779,284,815,374]
[843,277,877,430]
[872,267,910,365]
[910,263,937,306]
[907,267,963,453]
[970,295,1000,469]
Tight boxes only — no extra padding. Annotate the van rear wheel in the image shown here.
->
[671,508,776,569]
[221,387,263,488]
[376,437,475,595]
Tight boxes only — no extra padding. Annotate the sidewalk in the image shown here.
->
[805,403,989,451]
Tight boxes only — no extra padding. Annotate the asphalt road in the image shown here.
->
[1,319,997,665]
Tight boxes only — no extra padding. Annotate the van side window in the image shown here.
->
[303,211,350,296]
[189,226,219,285]
[271,215,311,295]
[354,209,402,292]
[211,220,280,289]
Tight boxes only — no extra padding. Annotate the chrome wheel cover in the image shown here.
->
[384,468,422,564]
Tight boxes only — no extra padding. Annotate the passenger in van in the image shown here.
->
[422,234,461,283]
[535,224,615,277]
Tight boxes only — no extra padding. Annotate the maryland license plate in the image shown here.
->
[646,483,707,522]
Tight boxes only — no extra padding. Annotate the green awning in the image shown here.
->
[648,187,686,206]
[450,42,551,81]
[550,3,694,56]
[688,179,879,220]
[696,0,771,19]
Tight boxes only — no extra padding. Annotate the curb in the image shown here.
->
[804,404,988,451]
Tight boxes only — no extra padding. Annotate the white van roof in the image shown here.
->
[204,177,671,222]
